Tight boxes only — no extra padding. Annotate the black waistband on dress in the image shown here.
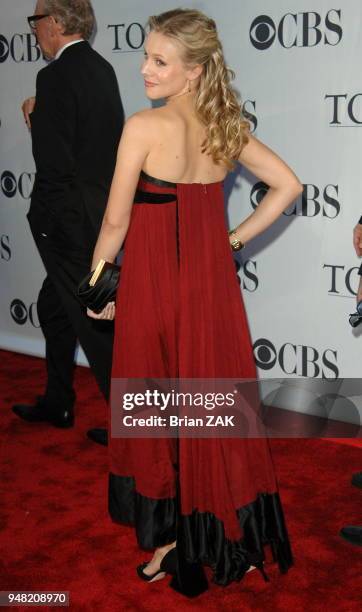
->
[134,170,177,204]
[140,170,177,188]
[133,190,177,204]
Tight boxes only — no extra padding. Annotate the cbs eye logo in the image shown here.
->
[1,171,17,198]
[10,299,27,325]
[10,299,40,327]
[1,171,35,199]
[249,16,276,51]
[253,338,277,370]
[0,35,9,62]
[253,337,339,378]
[250,181,340,218]
[249,10,342,50]
[250,182,269,209]
[0,33,43,63]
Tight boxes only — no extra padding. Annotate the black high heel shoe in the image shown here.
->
[247,561,270,582]
[255,561,270,582]
[137,548,209,597]
[137,547,177,583]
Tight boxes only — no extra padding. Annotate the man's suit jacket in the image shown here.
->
[28,41,124,255]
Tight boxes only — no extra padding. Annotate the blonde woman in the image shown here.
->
[88,9,302,597]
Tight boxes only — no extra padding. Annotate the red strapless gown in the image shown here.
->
[109,170,293,594]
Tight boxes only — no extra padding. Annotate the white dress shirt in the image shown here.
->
[55,39,84,60]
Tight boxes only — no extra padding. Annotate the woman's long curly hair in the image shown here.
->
[148,8,249,169]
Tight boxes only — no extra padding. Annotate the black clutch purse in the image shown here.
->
[77,259,120,313]
[349,300,362,327]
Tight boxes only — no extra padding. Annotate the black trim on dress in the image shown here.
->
[108,472,293,586]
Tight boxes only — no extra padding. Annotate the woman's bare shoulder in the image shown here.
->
[125,106,177,134]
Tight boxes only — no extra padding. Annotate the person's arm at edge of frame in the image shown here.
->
[354,216,362,302]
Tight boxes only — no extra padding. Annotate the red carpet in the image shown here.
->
[1,349,361,611]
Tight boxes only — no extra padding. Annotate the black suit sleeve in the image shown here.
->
[31,66,77,207]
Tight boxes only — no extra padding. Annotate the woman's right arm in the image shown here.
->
[91,112,151,269]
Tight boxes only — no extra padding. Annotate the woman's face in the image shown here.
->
[141,31,196,100]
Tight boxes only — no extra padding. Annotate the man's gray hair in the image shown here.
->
[43,0,95,40]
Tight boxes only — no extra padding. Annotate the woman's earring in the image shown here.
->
[188,80,191,93]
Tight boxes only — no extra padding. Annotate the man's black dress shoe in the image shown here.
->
[340,526,362,546]
[86,428,108,446]
[12,398,74,429]
[351,472,362,489]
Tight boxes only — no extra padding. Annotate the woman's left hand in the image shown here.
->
[87,302,116,320]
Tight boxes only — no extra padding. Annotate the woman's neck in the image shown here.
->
[165,90,196,108]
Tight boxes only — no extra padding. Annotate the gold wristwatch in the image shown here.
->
[228,229,244,251]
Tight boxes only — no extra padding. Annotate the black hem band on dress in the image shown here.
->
[108,473,177,548]
[108,473,293,586]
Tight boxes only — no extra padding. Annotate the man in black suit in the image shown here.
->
[12,0,124,444]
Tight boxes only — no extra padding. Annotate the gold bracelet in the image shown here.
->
[228,229,244,251]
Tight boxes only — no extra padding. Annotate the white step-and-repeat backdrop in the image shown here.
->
[1,1,361,425]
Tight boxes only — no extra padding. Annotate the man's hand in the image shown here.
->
[353,222,362,257]
[22,97,36,129]
[87,302,115,321]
